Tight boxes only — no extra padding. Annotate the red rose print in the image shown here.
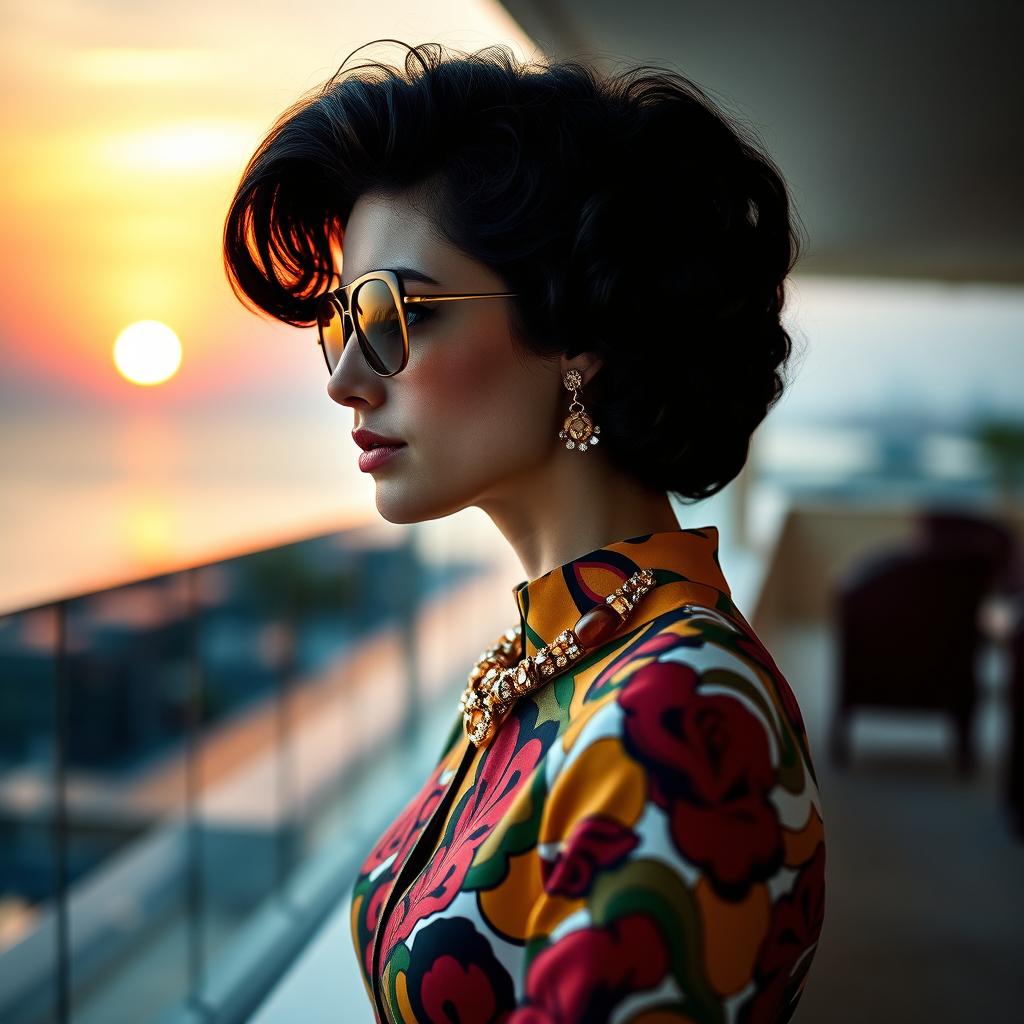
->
[509,913,669,1023]
[618,659,783,894]
[541,816,638,899]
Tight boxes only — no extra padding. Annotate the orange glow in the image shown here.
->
[0,6,535,404]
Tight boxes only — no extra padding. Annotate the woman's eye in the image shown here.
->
[406,306,437,330]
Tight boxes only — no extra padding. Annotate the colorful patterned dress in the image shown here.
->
[349,526,826,1023]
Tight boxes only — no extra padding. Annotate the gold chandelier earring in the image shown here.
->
[558,368,601,453]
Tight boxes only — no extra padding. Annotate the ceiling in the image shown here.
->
[499,0,1024,285]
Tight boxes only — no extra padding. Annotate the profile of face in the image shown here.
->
[327,188,582,526]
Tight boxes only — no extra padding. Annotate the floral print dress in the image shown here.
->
[349,526,826,1023]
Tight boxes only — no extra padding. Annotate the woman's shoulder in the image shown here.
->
[522,599,827,1023]
[554,599,822,801]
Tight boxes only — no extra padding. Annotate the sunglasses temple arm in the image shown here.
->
[403,292,517,304]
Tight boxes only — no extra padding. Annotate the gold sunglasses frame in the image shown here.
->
[316,268,517,377]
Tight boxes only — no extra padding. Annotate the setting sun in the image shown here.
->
[113,320,182,386]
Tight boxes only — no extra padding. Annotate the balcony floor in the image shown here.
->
[765,619,1024,1023]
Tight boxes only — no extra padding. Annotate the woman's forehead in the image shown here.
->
[340,191,469,284]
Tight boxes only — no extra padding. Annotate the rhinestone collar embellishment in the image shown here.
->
[458,567,657,748]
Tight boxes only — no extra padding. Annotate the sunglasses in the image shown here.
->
[316,268,517,377]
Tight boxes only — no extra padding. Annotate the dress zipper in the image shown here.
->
[369,736,478,1023]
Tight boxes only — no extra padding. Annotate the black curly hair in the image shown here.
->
[223,39,806,503]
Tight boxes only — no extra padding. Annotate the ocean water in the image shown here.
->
[0,410,379,613]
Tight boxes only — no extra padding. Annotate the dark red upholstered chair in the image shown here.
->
[915,507,1018,594]
[830,542,996,776]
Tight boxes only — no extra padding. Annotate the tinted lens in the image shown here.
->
[353,278,405,375]
[317,295,348,373]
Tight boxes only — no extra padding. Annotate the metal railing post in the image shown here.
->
[53,601,69,1024]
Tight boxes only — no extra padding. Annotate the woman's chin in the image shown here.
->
[373,479,474,526]
[372,483,435,526]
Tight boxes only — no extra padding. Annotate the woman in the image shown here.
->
[223,40,825,1024]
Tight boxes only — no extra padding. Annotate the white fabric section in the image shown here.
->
[367,854,396,883]
[535,839,560,861]
[675,606,744,634]
[766,863,801,901]
[723,980,758,1024]
[770,777,823,830]
[610,973,687,1024]
[547,905,591,942]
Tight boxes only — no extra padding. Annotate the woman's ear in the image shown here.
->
[559,352,604,388]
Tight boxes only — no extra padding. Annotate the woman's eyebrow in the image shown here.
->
[392,265,440,286]
[340,265,440,288]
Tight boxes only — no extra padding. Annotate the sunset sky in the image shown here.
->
[0,1,534,416]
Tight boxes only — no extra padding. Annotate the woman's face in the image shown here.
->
[327,187,565,525]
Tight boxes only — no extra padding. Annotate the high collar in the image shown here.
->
[511,525,731,658]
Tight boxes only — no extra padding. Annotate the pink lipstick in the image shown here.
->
[358,444,405,472]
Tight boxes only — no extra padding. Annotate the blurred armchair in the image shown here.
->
[915,507,1018,595]
[830,541,998,776]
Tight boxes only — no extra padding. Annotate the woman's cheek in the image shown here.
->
[405,321,548,475]
[414,328,514,422]
[429,346,490,407]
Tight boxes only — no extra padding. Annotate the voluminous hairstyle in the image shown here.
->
[223,39,806,503]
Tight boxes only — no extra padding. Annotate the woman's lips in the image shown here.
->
[357,443,406,472]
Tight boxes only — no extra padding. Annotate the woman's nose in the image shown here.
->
[327,321,378,407]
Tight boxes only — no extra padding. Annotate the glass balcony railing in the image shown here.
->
[0,522,492,1024]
